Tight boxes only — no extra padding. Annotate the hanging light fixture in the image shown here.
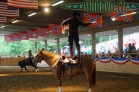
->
[0,26,5,28]
[121,12,137,16]
[52,0,64,6]
[44,7,49,12]
[12,20,18,23]
[28,12,36,17]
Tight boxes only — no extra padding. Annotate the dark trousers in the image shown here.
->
[68,31,80,57]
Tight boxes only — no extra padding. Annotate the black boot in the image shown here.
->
[69,46,73,58]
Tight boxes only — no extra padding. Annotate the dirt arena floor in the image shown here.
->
[0,66,139,92]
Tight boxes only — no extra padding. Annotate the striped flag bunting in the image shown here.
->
[130,58,139,65]
[36,27,49,37]
[112,58,129,65]
[83,13,102,28]
[0,16,6,23]
[0,2,19,17]
[48,24,62,34]
[99,58,111,63]
[93,58,99,62]
[7,0,38,9]
[93,58,139,65]
[111,5,132,22]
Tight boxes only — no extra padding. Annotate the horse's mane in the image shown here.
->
[39,51,60,68]
[42,51,58,57]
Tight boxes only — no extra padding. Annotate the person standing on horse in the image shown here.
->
[61,11,91,66]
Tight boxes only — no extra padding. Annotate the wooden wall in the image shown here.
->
[0,58,25,66]
[0,58,139,74]
[96,61,139,74]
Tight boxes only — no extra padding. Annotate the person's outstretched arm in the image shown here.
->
[78,20,91,26]
[61,18,71,26]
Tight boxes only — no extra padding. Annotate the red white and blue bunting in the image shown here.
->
[99,58,111,63]
[130,58,139,65]
[112,58,129,65]
[93,58,139,65]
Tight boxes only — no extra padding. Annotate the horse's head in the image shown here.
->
[32,50,43,65]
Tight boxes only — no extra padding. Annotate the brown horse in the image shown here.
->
[32,50,96,92]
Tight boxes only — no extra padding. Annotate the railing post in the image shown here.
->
[34,40,38,54]
[44,40,47,51]
[56,38,60,54]
[118,27,123,58]
[91,30,96,58]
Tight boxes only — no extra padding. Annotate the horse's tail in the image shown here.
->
[18,60,23,67]
[92,66,96,86]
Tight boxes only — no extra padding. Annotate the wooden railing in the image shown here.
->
[0,57,26,66]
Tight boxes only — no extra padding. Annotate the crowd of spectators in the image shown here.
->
[94,42,139,58]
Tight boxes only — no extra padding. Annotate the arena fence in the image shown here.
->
[0,53,139,74]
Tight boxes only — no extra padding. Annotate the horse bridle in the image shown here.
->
[34,51,44,65]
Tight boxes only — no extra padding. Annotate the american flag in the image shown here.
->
[0,16,6,23]
[8,0,38,9]
[0,2,19,17]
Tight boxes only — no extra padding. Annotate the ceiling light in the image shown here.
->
[52,0,64,6]
[28,12,36,17]
[121,12,137,16]
[111,18,116,21]
[44,7,49,12]
[0,26,5,28]
[12,20,18,23]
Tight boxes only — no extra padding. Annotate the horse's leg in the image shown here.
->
[31,63,39,72]
[34,66,38,72]
[35,67,39,72]
[21,67,23,72]
[58,79,62,92]
[85,72,92,92]
[88,74,92,92]
[25,66,29,72]
[53,67,62,92]
[57,68,62,92]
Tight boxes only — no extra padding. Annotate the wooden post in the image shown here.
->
[44,40,47,51]
[118,27,123,58]
[91,31,96,57]
[56,38,60,54]
[34,40,38,54]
